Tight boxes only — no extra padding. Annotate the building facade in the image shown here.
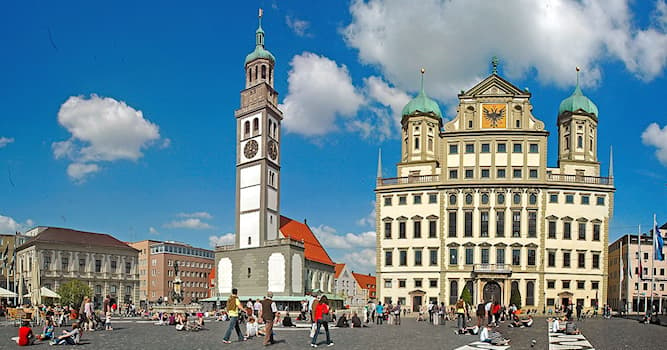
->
[608,229,667,314]
[353,272,377,303]
[0,233,29,291]
[129,240,214,304]
[376,69,614,313]
[335,264,365,306]
[16,227,140,306]
[215,12,334,299]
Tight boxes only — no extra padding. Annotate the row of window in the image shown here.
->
[385,192,606,207]
[448,142,539,155]
[547,221,602,241]
[635,282,666,291]
[166,259,212,270]
[42,256,132,274]
[549,193,605,205]
[384,248,439,267]
[546,280,600,290]
[546,250,601,269]
[448,167,539,180]
[384,278,438,289]
[150,245,214,259]
[384,220,438,239]
[385,194,438,206]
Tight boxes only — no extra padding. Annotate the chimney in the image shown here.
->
[304,218,307,225]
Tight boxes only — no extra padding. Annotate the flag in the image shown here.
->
[1,244,8,268]
[627,242,633,280]
[639,259,643,280]
[654,218,664,261]
[620,246,624,282]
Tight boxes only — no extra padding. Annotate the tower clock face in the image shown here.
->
[268,140,278,160]
[244,140,258,159]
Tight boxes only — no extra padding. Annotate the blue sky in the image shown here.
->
[2,0,667,274]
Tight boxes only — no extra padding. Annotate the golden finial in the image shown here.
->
[420,67,425,74]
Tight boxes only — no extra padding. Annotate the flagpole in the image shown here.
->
[650,214,657,317]
[627,234,631,314]
[637,224,641,316]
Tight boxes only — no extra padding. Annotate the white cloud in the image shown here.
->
[0,137,14,148]
[642,122,667,166]
[66,163,100,183]
[286,16,311,37]
[209,233,235,248]
[164,218,213,230]
[0,214,34,234]
[178,212,213,220]
[148,227,159,235]
[356,201,376,227]
[53,94,164,181]
[343,0,667,106]
[312,224,376,249]
[341,248,376,274]
[280,52,364,136]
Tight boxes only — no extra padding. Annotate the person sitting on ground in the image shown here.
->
[37,319,55,341]
[508,314,521,328]
[565,321,580,335]
[13,320,35,346]
[168,313,176,325]
[520,315,534,328]
[50,322,82,346]
[456,325,480,335]
[282,312,296,327]
[246,316,259,338]
[336,313,349,328]
[351,312,362,328]
[480,324,510,346]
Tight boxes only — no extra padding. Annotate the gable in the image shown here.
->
[462,74,529,98]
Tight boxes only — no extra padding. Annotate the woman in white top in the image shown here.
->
[246,316,259,338]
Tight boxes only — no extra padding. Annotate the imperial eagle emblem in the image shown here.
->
[483,105,505,128]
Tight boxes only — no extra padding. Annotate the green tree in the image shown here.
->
[510,285,522,309]
[460,285,472,306]
[57,279,92,307]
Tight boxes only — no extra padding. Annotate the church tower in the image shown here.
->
[557,68,600,176]
[234,8,282,249]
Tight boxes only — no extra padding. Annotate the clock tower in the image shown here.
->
[234,8,282,249]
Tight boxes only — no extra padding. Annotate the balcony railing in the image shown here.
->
[547,173,613,186]
[378,174,440,186]
[473,264,512,274]
[215,238,305,252]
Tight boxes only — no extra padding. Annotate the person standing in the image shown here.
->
[456,299,466,332]
[222,288,246,344]
[311,295,333,347]
[576,303,583,321]
[103,295,111,314]
[254,299,263,320]
[309,294,320,338]
[84,297,94,331]
[260,292,278,346]
[375,302,384,325]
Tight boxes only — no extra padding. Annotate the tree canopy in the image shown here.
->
[57,279,92,307]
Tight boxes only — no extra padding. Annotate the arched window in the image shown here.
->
[516,120,521,128]
[428,138,433,151]
[526,281,535,306]
[497,193,505,204]
[268,120,272,135]
[253,118,259,132]
[513,193,521,205]
[481,193,489,204]
[529,194,537,205]
[248,68,252,83]
[565,136,570,150]
[414,137,420,150]
[244,121,250,136]
[577,135,583,148]
[511,281,520,305]
[269,67,272,83]
[261,65,267,79]
[248,236,252,245]
[465,194,473,205]
[449,280,458,305]
[449,194,457,205]
[247,267,252,278]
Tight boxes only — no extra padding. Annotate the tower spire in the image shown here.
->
[419,68,425,95]
[256,8,265,48]
[377,148,383,179]
[574,66,582,95]
[609,145,614,178]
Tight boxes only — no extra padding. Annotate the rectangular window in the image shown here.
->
[527,249,536,266]
[384,222,392,239]
[95,259,102,273]
[529,143,539,153]
[61,257,69,271]
[399,222,406,239]
[529,169,538,178]
[43,256,51,270]
[548,221,557,239]
[512,249,521,266]
[413,221,422,238]
[548,251,556,267]
[513,168,522,178]
[465,248,474,265]
[79,258,86,271]
[414,250,422,266]
[449,169,458,179]
[414,195,422,204]
[596,196,605,205]
[481,143,490,153]
[528,211,537,237]
[398,280,406,288]
[449,248,458,265]
[449,144,458,154]
[563,280,571,289]
[481,248,490,264]
[399,250,407,266]
[385,251,393,266]
[464,212,473,237]
[415,279,423,288]
[497,168,506,178]
[384,279,392,288]
[578,252,585,268]
[581,195,590,205]
[497,143,506,153]
[384,197,392,206]
[429,279,438,288]
[565,194,574,204]
[465,169,474,179]
[578,223,586,240]
[428,194,437,203]
[513,143,522,153]
[593,224,600,241]
[496,248,505,265]
[547,280,555,289]
[125,262,131,274]
[547,298,555,306]
[429,249,438,266]
[512,211,521,238]
[592,281,599,290]
[399,196,407,205]
[448,212,457,237]
[496,210,505,237]
[481,169,490,178]
[592,254,600,269]
[563,252,571,268]
[564,222,572,239]
[429,220,437,238]
[110,260,117,271]
[480,211,489,237]
[465,144,475,153]
[549,194,558,203]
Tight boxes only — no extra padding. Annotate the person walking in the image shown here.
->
[576,302,583,321]
[311,295,333,347]
[260,292,278,346]
[222,288,246,344]
[84,297,94,331]
[309,293,320,338]
[456,299,466,332]
[375,302,384,325]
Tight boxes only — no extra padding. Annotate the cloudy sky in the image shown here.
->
[2,0,667,274]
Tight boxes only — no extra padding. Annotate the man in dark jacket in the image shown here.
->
[260,292,277,346]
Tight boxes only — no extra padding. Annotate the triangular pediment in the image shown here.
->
[462,74,529,98]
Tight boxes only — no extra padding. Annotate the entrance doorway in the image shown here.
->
[412,295,422,312]
[483,281,502,303]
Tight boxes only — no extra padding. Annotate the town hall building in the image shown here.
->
[376,66,614,313]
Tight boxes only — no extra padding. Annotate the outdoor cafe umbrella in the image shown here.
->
[23,286,61,299]
[0,286,17,298]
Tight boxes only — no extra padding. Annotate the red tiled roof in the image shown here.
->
[279,216,335,266]
[19,227,137,251]
[353,273,377,296]
[334,263,346,278]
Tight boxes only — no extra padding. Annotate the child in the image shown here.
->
[246,316,259,338]
[50,322,82,345]
[37,319,55,340]
[105,311,113,330]
[12,320,35,346]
